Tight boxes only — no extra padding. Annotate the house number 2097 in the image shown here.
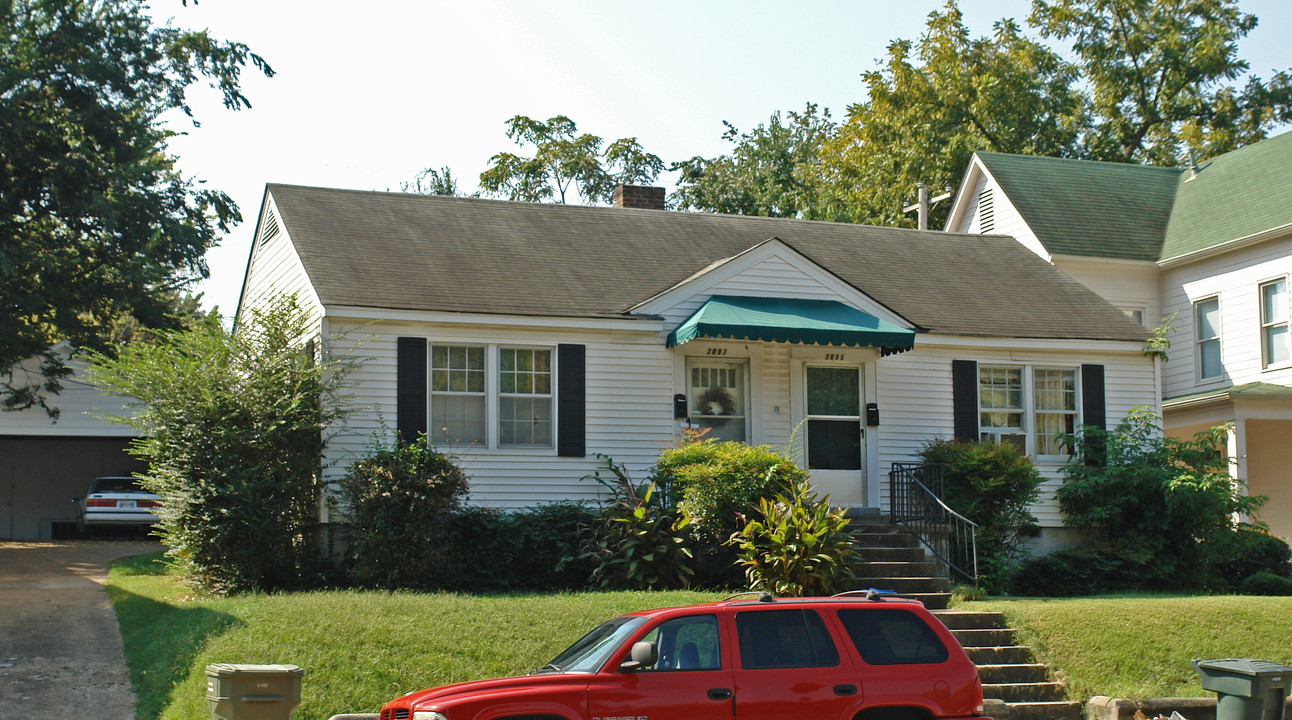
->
[706,348,728,355]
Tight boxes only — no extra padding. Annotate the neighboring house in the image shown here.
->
[0,344,145,539]
[947,130,1292,540]
[236,183,1157,551]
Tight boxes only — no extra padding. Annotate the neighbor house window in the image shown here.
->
[978,366,1025,450]
[430,345,486,445]
[1261,279,1290,368]
[689,360,747,443]
[1033,369,1077,455]
[499,348,553,447]
[1195,297,1222,380]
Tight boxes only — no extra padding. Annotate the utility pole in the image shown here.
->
[902,182,954,230]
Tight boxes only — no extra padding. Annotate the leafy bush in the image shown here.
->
[88,294,356,593]
[584,456,693,590]
[655,440,808,586]
[340,434,470,590]
[446,502,597,592]
[918,438,1043,592]
[728,476,858,595]
[1205,526,1292,590]
[1056,408,1265,589]
[1009,549,1124,597]
[1239,571,1292,596]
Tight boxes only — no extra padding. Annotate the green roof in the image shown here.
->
[976,130,1292,262]
[666,296,916,355]
[977,152,1180,261]
[1163,131,1292,260]
[1164,382,1292,405]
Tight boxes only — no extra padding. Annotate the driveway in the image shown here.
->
[0,539,162,719]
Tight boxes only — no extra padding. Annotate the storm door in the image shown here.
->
[804,365,864,505]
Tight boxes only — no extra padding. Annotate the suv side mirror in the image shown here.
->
[620,641,658,671]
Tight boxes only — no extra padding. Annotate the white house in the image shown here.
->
[947,130,1292,540]
[237,183,1158,551]
[0,345,144,539]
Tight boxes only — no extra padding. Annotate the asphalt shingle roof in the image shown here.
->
[264,184,1147,342]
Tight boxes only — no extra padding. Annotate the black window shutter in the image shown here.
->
[396,337,428,445]
[1081,364,1106,431]
[951,360,978,442]
[557,344,586,457]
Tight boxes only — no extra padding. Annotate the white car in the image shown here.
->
[77,476,160,536]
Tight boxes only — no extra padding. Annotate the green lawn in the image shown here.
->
[108,553,1292,719]
[968,595,1292,702]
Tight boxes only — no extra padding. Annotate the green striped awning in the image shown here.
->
[666,295,915,355]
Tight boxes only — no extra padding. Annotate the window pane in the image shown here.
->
[806,367,860,416]
[1267,324,1290,366]
[1196,298,1220,339]
[736,610,839,670]
[500,396,552,447]
[837,609,949,666]
[430,394,485,446]
[1034,370,1076,411]
[979,367,1022,410]
[1200,338,1222,379]
[636,615,722,672]
[1263,280,1288,324]
[807,419,861,470]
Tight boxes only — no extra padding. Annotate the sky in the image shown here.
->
[153,0,1292,318]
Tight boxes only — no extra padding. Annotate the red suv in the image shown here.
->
[380,593,989,720]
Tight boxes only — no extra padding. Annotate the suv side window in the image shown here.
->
[637,614,721,671]
[837,608,949,665]
[735,609,840,669]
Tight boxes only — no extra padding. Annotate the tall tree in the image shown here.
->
[817,2,1085,227]
[478,115,664,205]
[1,0,272,413]
[1031,0,1292,164]
[671,104,836,219]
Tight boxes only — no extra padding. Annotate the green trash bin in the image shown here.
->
[205,663,304,720]
[1192,658,1291,720]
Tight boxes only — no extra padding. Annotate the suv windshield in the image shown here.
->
[539,616,649,674]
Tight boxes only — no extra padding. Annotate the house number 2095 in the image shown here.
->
[706,348,728,355]
[825,353,845,360]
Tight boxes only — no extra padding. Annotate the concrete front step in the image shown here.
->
[886,592,951,610]
[975,663,1051,685]
[983,682,1067,703]
[994,701,1084,720]
[930,610,1007,630]
[855,546,928,563]
[854,560,940,577]
[963,645,1036,665]
[851,531,924,548]
[951,627,1017,647]
[855,576,950,594]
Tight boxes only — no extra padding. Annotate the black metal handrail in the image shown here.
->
[888,462,979,584]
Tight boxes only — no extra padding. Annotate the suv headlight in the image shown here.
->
[412,712,447,720]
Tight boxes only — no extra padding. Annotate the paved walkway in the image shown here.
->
[0,539,162,719]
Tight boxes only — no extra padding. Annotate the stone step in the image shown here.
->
[854,546,928,562]
[850,532,924,549]
[853,576,950,594]
[964,646,1036,665]
[930,610,1007,630]
[983,682,1068,704]
[975,663,1051,685]
[996,701,1084,720]
[951,628,1017,647]
[854,560,940,577]
[891,592,950,610]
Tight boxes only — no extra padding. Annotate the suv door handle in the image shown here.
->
[833,684,858,696]
[708,688,733,700]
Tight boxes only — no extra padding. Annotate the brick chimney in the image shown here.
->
[613,184,666,210]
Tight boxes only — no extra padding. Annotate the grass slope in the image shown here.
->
[108,553,723,719]
[969,595,1292,702]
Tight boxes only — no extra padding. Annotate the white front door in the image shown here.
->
[803,364,865,506]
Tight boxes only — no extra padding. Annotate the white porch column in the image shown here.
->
[1226,419,1249,489]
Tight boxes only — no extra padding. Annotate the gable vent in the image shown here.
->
[978,188,995,233]
[260,213,281,245]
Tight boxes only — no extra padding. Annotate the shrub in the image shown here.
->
[655,440,808,586]
[728,476,858,596]
[1009,549,1124,597]
[446,502,598,592]
[1205,527,1292,590]
[87,294,356,593]
[340,434,470,590]
[1239,571,1292,596]
[918,438,1044,592]
[584,456,693,590]
[1057,408,1265,589]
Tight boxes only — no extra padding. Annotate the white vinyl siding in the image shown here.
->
[238,201,324,331]
[1051,256,1162,330]
[952,168,1050,261]
[0,352,136,438]
[1161,234,1292,396]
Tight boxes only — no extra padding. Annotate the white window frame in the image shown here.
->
[978,364,1081,459]
[1032,368,1079,457]
[428,344,488,447]
[1194,296,1223,382]
[425,343,557,452]
[1259,277,1290,370]
[977,365,1026,450]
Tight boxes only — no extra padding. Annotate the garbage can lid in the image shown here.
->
[205,663,305,676]
[1192,659,1292,676]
